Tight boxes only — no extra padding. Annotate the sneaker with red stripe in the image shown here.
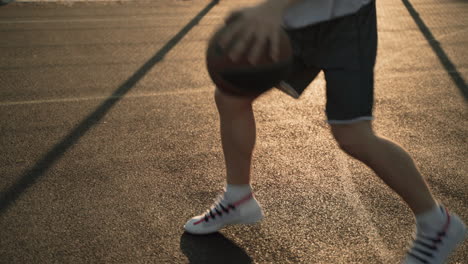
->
[184,193,264,235]
[402,207,466,264]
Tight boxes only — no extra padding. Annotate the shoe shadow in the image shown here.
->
[180,232,253,264]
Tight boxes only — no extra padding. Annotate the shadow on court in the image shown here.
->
[402,0,468,100]
[0,0,220,214]
[180,232,252,264]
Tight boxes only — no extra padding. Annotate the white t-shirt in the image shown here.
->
[283,0,372,29]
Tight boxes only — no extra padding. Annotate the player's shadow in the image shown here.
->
[180,232,253,264]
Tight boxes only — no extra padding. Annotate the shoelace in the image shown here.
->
[204,196,236,222]
[407,208,451,264]
[192,193,254,225]
[407,231,446,263]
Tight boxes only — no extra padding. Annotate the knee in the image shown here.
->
[330,121,375,157]
[214,88,257,115]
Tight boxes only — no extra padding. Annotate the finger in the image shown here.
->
[218,21,244,49]
[224,10,243,25]
[229,26,256,61]
[248,31,267,64]
[269,28,280,61]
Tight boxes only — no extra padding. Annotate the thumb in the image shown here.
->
[224,10,243,25]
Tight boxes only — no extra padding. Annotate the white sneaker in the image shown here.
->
[402,207,467,264]
[184,193,264,235]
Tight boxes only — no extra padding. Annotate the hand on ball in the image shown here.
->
[218,4,284,64]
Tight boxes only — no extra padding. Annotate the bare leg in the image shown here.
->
[330,121,437,215]
[214,89,258,185]
[183,89,263,235]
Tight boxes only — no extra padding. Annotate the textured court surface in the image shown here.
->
[0,0,467,263]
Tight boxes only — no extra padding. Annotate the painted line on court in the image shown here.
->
[336,152,394,263]
[0,16,221,24]
[16,0,133,2]
[1,69,464,107]
[0,87,212,106]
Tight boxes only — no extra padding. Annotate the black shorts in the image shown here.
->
[280,1,377,124]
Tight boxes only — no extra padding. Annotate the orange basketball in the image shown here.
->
[206,20,293,97]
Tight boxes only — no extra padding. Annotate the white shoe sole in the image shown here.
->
[184,211,264,235]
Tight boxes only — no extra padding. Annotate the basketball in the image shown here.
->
[206,18,294,97]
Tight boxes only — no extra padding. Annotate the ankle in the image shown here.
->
[415,203,447,233]
[224,183,252,201]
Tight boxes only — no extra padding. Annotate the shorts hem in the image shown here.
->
[327,116,374,124]
[277,81,301,99]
